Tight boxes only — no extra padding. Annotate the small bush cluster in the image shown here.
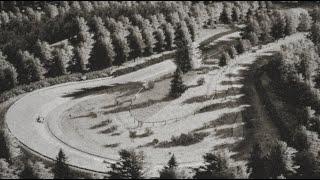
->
[156,132,209,148]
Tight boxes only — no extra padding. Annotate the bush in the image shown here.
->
[152,138,159,144]
[156,132,209,148]
[129,131,137,139]
[197,77,205,86]
[143,81,155,90]
[227,46,237,59]
[219,52,230,67]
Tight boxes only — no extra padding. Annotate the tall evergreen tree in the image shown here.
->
[193,152,234,179]
[90,16,115,69]
[168,154,178,169]
[154,28,165,53]
[247,143,268,179]
[51,43,74,77]
[53,149,71,179]
[141,19,155,56]
[108,149,145,179]
[0,131,10,161]
[294,150,320,178]
[308,21,320,46]
[0,52,17,92]
[128,26,145,60]
[175,42,193,73]
[162,23,175,50]
[19,161,38,179]
[175,21,192,47]
[241,17,261,40]
[227,46,237,59]
[219,51,230,67]
[220,4,231,24]
[185,17,198,42]
[271,11,286,40]
[259,13,273,43]
[72,16,95,73]
[169,68,186,98]
[284,15,295,36]
[112,31,130,66]
[231,6,240,23]
[297,13,312,32]
[34,40,53,74]
[159,155,179,179]
[17,50,44,84]
[266,142,289,179]
[313,65,320,89]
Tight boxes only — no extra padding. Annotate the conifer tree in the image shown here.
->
[128,26,145,60]
[297,13,312,32]
[193,152,234,179]
[34,40,53,73]
[17,50,44,84]
[294,150,320,178]
[271,11,286,40]
[72,16,95,73]
[112,32,130,66]
[247,143,268,179]
[313,65,320,89]
[185,17,198,42]
[220,4,231,24]
[231,6,240,23]
[248,32,259,46]
[227,46,238,59]
[162,23,175,50]
[170,68,186,98]
[19,161,38,179]
[168,154,178,169]
[175,42,193,73]
[308,21,320,46]
[51,43,74,76]
[108,149,145,179]
[284,15,295,36]
[154,28,165,53]
[0,131,10,161]
[175,21,192,48]
[141,19,155,56]
[219,51,230,67]
[53,149,71,179]
[266,142,289,179]
[0,52,17,92]
[90,16,115,69]
[159,155,179,179]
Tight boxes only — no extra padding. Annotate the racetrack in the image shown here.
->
[5,30,305,177]
[5,60,176,173]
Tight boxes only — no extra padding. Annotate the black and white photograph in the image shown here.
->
[0,1,319,179]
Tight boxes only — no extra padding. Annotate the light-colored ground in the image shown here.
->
[5,27,233,174]
[6,60,176,173]
[5,23,306,177]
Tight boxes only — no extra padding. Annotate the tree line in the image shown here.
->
[0,1,269,93]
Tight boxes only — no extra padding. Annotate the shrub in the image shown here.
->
[156,132,209,148]
[129,131,137,139]
[227,46,237,59]
[152,138,159,144]
[143,81,155,90]
[197,77,205,86]
[219,52,230,67]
